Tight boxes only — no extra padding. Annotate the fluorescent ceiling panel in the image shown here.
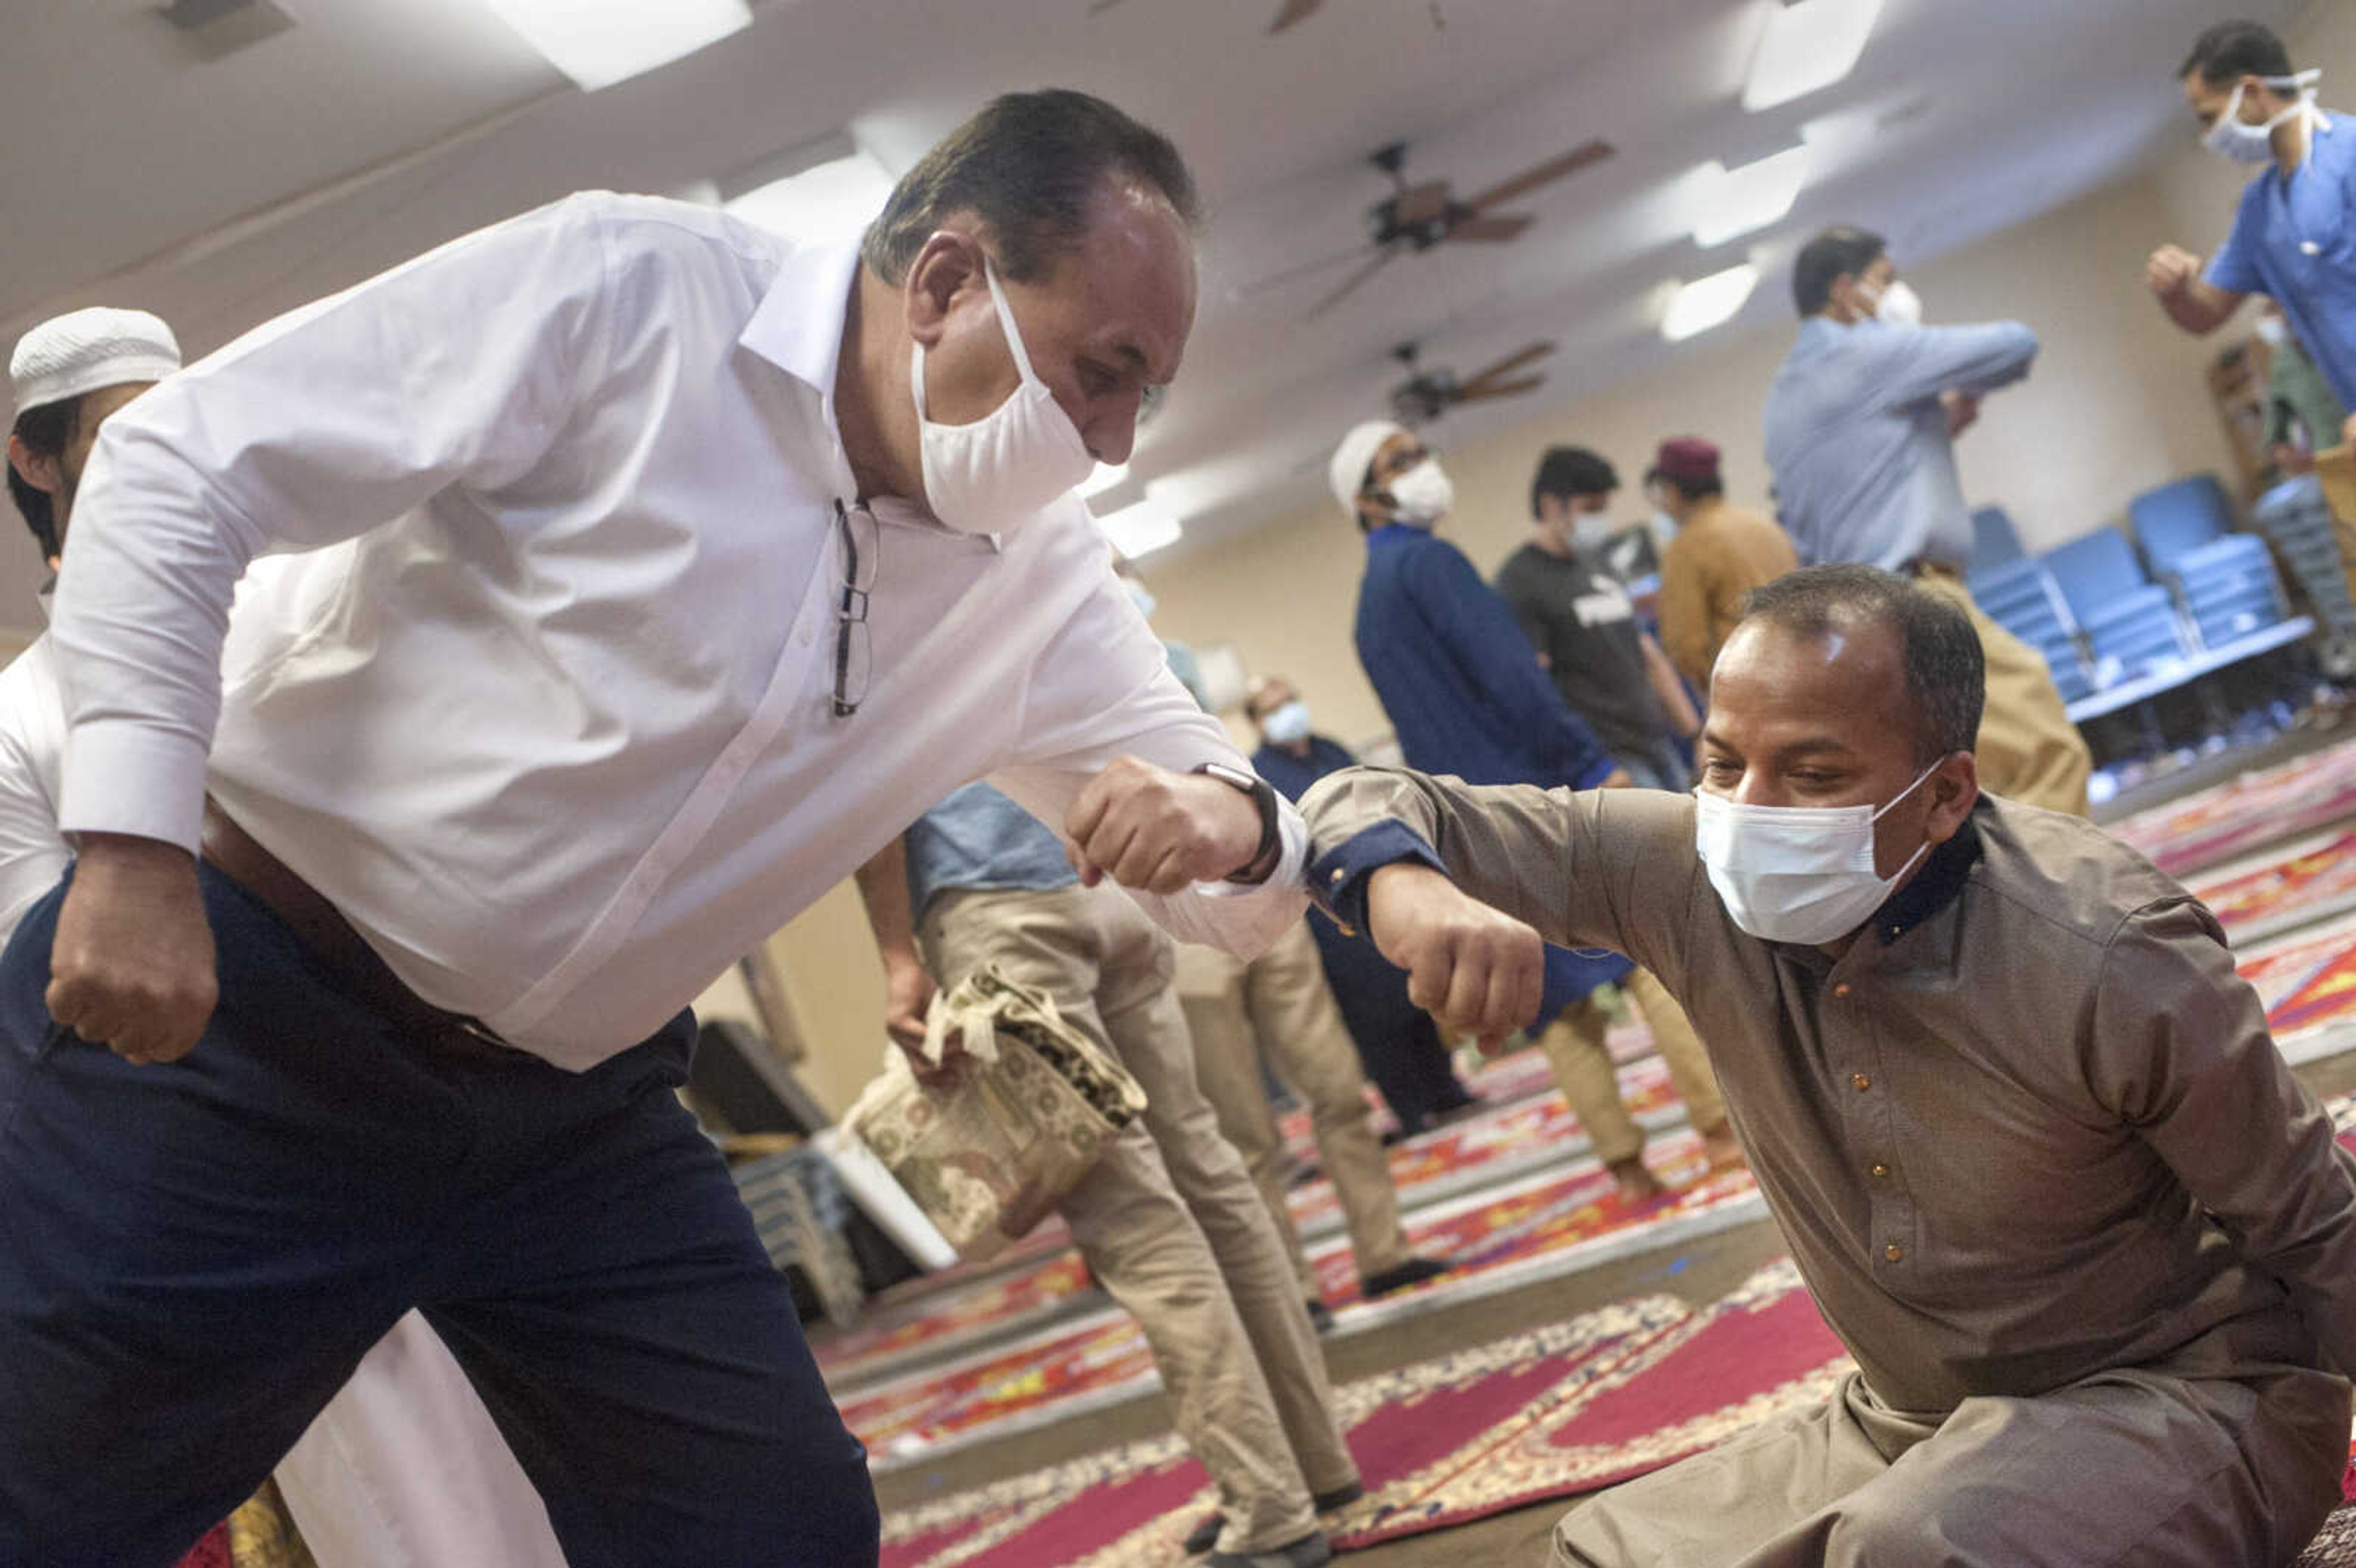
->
[1692,145,1812,247]
[1081,463,1132,499]
[1661,264,1761,342]
[1741,0,1884,112]
[725,148,898,245]
[1096,497,1184,559]
[482,0,752,91]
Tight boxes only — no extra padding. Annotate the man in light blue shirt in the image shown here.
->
[1761,226,2039,573]
[1761,227,2089,815]
[2148,20,2356,452]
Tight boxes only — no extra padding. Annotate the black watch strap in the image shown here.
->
[1193,762,1281,883]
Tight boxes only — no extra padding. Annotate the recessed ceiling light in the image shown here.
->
[1096,496,1184,559]
[723,144,898,245]
[1661,264,1762,342]
[1692,145,1812,248]
[481,0,752,91]
[1741,0,1884,113]
[1081,463,1132,500]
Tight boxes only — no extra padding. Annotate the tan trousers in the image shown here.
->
[1174,921,1415,1302]
[1533,968,1724,1167]
[1552,1362,2349,1567]
[920,884,1356,1554]
[1915,566,2092,818]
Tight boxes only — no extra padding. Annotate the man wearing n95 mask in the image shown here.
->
[1299,563,2356,1566]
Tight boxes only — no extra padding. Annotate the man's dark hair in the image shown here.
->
[6,400,69,561]
[860,90,1199,287]
[1661,472,1725,502]
[1792,225,1886,318]
[2180,20,2293,86]
[1530,446,1618,517]
[1738,564,1983,762]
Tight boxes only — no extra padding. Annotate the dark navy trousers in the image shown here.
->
[0,866,879,1567]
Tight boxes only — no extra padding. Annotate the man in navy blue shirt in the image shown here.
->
[2150,20,2356,452]
[1244,675,1475,1136]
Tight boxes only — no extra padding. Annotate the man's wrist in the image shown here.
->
[1191,763,1279,883]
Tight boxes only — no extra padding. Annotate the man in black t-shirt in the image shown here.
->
[1495,446,1700,791]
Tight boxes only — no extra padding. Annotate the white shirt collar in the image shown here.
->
[738,238,864,398]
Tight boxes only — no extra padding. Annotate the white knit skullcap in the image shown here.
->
[10,307,182,415]
[1328,418,1406,515]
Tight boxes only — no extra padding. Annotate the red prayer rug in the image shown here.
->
[171,1525,232,1568]
[2192,829,2356,945]
[2109,741,2356,878]
[2241,913,2356,1050]
[874,1259,1849,1568]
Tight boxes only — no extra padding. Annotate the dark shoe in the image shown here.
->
[1304,1297,1336,1334]
[1205,1531,1333,1567]
[1361,1256,1450,1299]
[1185,1486,1362,1555]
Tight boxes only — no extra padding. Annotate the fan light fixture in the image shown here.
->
[1741,0,1884,113]
[1662,264,1762,343]
[1692,145,1812,248]
[482,0,751,91]
[1096,496,1184,559]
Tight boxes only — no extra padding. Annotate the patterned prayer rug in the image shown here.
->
[874,1259,1848,1568]
[2192,828,2356,945]
[2109,740,2356,878]
[2242,912,2356,1050]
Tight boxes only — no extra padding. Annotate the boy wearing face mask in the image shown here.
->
[2149,20,2356,455]
[1302,564,2356,1567]
[1764,225,2092,818]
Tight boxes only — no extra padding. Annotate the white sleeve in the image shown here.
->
[50,193,618,855]
[991,571,1308,961]
[0,640,75,946]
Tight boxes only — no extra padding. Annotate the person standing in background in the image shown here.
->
[2149,19,2356,455]
[1763,224,2092,817]
[1649,437,1800,691]
[1245,675,1477,1139]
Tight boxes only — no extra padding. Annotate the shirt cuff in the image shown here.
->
[56,720,209,856]
[1308,820,1449,931]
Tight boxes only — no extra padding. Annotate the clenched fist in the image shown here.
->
[1065,756,1263,894]
[2146,244,2203,299]
[47,834,218,1064]
[1365,861,1544,1054]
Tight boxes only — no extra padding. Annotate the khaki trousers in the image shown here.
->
[1174,921,1415,1301]
[1915,566,2092,818]
[1533,967,1724,1166]
[1552,1362,2349,1567]
[919,885,1356,1554]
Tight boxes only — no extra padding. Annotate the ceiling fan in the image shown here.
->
[1387,339,1557,427]
[1245,138,1615,320]
[1087,0,1328,33]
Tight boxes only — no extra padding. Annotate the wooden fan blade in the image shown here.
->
[1446,213,1531,243]
[1463,139,1614,213]
[1088,0,1129,12]
[1237,241,1379,299]
[1393,180,1453,226]
[1458,340,1557,392]
[1269,0,1325,31]
[1458,375,1547,402]
[1305,248,1401,320]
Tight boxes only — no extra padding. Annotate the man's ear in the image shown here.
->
[903,230,988,352]
[5,434,59,496]
[1923,750,1980,845]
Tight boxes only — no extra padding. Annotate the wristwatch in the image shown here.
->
[1192,762,1282,884]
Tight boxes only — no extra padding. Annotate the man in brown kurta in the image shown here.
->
[1648,437,1800,693]
[1298,564,2356,1567]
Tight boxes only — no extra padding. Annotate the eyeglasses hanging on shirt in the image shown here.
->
[833,501,877,718]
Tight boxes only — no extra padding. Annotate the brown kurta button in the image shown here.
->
[1833,982,1852,997]
[1884,1243,1904,1261]
[1851,1072,1871,1090]
[1871,1162,1890,1178]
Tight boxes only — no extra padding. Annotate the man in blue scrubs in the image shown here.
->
[2149,20,2356,452]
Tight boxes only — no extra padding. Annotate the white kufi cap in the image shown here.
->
[10,307,182,415]
[1328,418,1405,515]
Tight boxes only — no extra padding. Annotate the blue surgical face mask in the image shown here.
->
[1260,699,1312,745]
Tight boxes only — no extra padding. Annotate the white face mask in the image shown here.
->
[2204,71,2321,165]
[1649,507,1679,546]
[1693,760,1944,945]
[1260,699,1312,745]
[1872,279,1923,326]
[1383,458,1454,526]
[912,259,1095,534]
[1571,506,1615,547]
[2256,315,2290,348]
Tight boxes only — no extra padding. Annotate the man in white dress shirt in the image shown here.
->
[1,91,1309,1567]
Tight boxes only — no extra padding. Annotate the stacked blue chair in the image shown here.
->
[2041,526,2190,682]
[1968,505,2028,577]
[2128,475,2287,651]
[1966,555,2092,702]
[2252,474,2356,673]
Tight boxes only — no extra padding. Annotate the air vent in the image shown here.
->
[156,0,294,61]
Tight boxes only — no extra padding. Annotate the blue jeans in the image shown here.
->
[0,867,878,1568]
